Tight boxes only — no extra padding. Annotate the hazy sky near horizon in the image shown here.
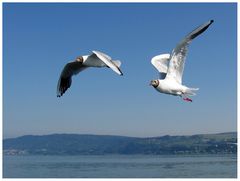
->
[3,3,237,138]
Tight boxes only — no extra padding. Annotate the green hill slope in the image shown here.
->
[3,132,237,155]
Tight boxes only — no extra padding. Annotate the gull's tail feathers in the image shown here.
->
[185,87,199,96]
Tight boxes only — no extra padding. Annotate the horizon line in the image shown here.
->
[4,131,237,140]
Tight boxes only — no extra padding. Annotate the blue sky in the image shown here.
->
[3,3,237,138]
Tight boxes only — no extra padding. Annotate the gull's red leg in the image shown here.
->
[183,97,192,102]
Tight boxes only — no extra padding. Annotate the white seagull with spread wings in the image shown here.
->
[57,50,123,97]
[150,20,214,102]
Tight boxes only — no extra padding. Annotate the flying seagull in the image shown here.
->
[150,20,214,102]
[57,50,123,97]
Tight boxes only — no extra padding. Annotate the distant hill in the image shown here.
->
[3,132,237,155]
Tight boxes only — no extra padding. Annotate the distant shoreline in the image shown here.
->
[3,132,237,156]
[4,131,237,140]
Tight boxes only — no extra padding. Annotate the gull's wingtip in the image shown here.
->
[209,20,214,24]
[186,19,214,41]
[118,68,124,76]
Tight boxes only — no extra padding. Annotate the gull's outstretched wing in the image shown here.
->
[92,50,123,75]
[57,61,87,97]
[166,20,214,84]
[151,54,170,79]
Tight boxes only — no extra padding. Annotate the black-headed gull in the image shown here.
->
[57,50,123,97]
[150,20,214,102]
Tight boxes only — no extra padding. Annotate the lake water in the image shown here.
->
[3,154,237,178]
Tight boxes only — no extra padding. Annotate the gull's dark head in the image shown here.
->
[150,79,159,88]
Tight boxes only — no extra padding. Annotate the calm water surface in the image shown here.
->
[3,154,237,178]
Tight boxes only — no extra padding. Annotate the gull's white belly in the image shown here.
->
[155,79,186,96]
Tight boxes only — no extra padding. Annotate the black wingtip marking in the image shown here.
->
[118,67,123,76]
[189,20,214,40]
[57,77,72,98]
